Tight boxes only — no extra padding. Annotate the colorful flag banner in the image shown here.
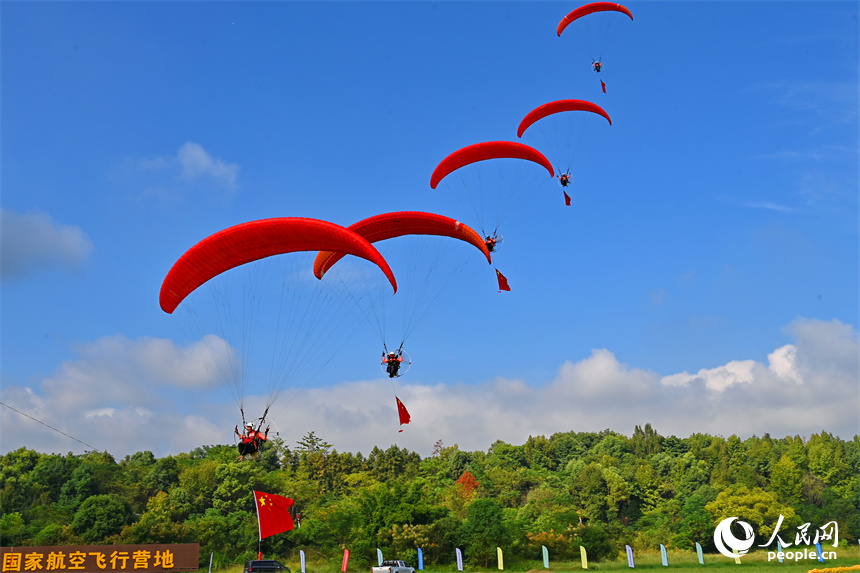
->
[300,551,306,573]
[253,491,295,540]
[496,269,511,292]
[497,547,503,570]
[542,546,549,569]
[625,545,634,568]
[695,543,704,565]
[377,549,383,567]
[418,548,424,571]
[396,397,411,431]
[580,546,588,570]
[777,540,783,563]
[660,544,668,567]
[456,548,463,571]
[815,542,825,563]
[341,549,349,573]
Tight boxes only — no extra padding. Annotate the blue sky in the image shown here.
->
[2,1,858,458]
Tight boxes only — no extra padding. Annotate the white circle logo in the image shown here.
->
[714,517,756,558]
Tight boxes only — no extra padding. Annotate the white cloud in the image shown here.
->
[767,344,802,384]
[123,142,240,204]
[1,334,232,456]
[134,334,235,389]
[738,201,798,213]
[660,360,758,392]
[0,208,94,281]
[34,334,225,416]
[773,80,859,125]
[175,142,239,187]
[649,288,668,306]
[1,319,857,459]
[717,195,800,213]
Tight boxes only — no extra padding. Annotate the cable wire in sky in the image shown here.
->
[1,400,101,451]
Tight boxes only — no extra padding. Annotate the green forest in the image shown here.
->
[2,426,858,570]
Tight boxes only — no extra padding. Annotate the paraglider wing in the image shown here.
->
[430,141,554,189]
[314,211,492,278]
[517,99,612,138]
[557,2,633,36]
[160,217,397,314]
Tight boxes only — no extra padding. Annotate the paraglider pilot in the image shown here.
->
[558,172,572,187]
[592,59,603,73]
[235,422,268,461]
[484,235,498,252]
[382,350,404,378]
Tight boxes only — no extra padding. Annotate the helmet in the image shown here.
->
[389,351,396,356]
[246,423,254,428]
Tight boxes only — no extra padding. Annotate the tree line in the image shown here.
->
[1,426,858,569]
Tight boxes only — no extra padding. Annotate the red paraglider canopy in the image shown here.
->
[314,211,492,279]
[160,217,397,314]
[557,2,633,37]
[517,99,612,138]
[430,141,554,189]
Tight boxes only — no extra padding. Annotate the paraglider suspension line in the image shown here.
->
[0,400,101,451]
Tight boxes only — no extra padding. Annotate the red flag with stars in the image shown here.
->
[564,190,571,207]
[396,396,411,431]
[601,80,606,93]
[254,491,295,539]
[496,269,511,292]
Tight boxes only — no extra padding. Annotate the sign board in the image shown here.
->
[2,544,199,573]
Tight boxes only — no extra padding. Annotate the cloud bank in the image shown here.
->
[0,209,94,281]
[1,318,856,459]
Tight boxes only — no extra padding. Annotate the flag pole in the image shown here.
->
[254,492,263,559]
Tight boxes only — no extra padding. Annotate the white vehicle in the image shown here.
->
[372,560,415,573]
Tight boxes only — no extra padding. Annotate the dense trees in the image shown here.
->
[71,494,134,542]
[1,429,857,568]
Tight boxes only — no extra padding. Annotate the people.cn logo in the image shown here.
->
[714,517,756,558]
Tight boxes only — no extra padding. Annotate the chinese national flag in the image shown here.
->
[254,491,295,539]
[396,396,411,431]
[564,191,571,207]
[601,80,606,93]
[496,269,511,292]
